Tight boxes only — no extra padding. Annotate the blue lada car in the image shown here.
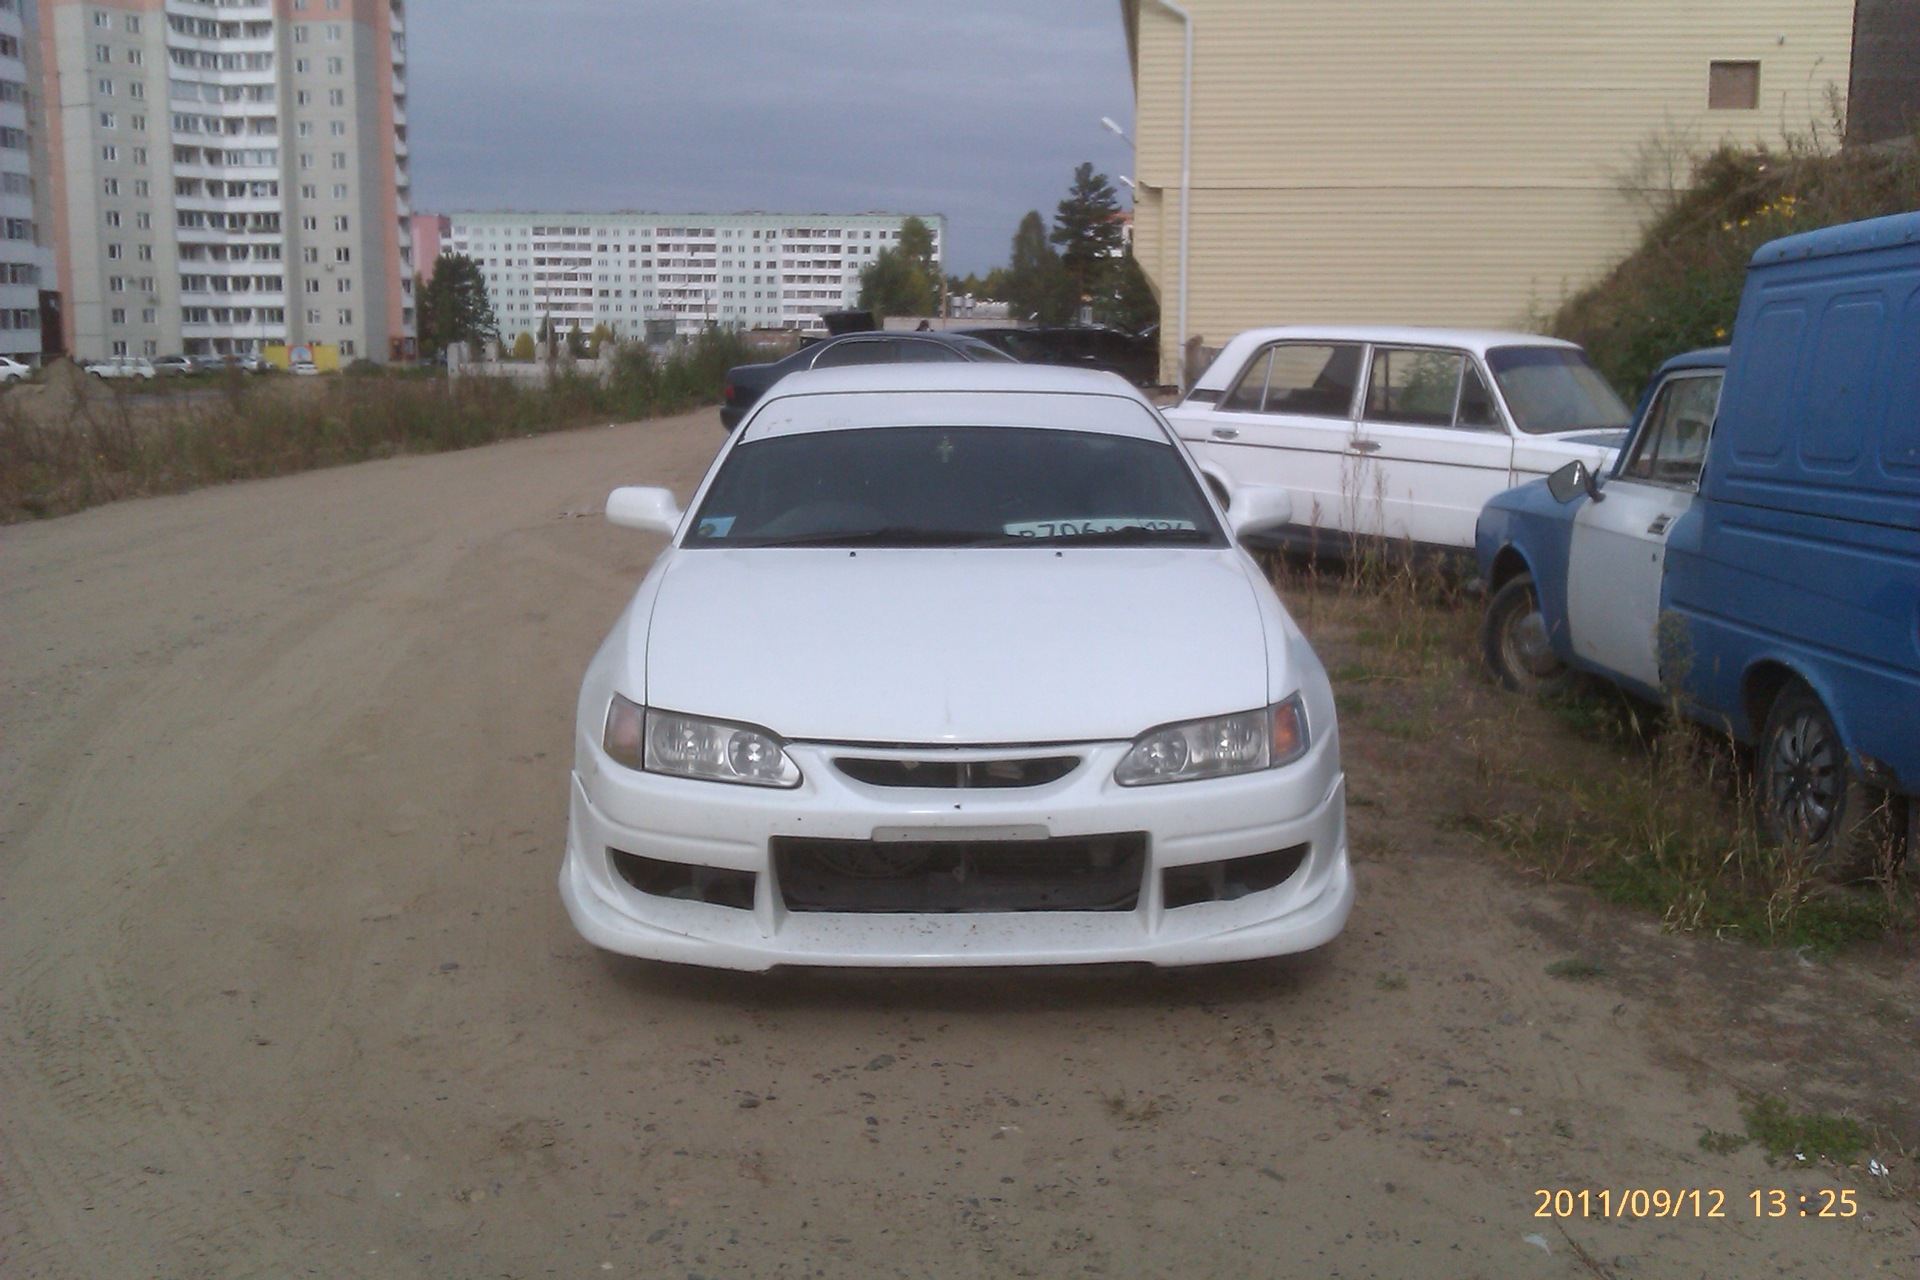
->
[1475,210,1920,873]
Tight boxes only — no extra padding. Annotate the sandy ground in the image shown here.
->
[3,408,1916,1279]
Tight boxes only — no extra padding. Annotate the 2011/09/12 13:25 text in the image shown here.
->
[1533,1188,1860,1219]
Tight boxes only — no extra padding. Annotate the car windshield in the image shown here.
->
[685,425,1226,549]
[1484,347,1632,434]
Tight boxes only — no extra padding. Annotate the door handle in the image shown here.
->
[1348,440,1381,454]
[1210,426,1240,440]
[1647,515,1672,536]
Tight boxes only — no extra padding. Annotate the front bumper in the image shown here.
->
[558,734,1352,971]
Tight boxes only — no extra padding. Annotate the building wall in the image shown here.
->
[445,212,946,339]
[1847,0,1920,144]
[1123,0,1859,382]
[40,0,412,363]
[2,0,56,359]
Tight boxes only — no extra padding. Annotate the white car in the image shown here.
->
[0,354,30,383]
[84,355,157,380]
[1166,326,1633,553]
[289,359,320,376]
[561,364,1353,970]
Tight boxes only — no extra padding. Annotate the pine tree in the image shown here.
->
[1050,163,1125,318]
[416,253,497,357]
[1005,210,1072,325]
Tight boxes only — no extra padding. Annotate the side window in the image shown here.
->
[1620,374,1722,486]
[1365,347,1466,427]
[1220,348,1271,411]
[1456,363,1501,429]
[1263,343,1362,418]
[812,340,894,368]
[896,340,966,363]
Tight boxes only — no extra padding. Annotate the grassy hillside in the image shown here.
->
[1551,138,1920,399]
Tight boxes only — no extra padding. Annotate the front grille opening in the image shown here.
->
[773,834,1146,913]
[1163,844,1308,909]
[833,755,1081,789]
[609,848,756,910]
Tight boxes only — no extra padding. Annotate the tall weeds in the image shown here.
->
[0,330,748,522]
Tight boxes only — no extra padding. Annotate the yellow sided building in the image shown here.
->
[1120,0,1864,383]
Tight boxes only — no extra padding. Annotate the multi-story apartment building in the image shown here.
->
[442,211,945,338]
[2,0,56,360]
[40,0,414,363]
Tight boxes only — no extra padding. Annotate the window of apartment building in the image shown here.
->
[327,89,344,106]
[138,244,152,261]
[306,308,321,323]
[296,90,312,106]
[295,58,311,74]
[106,244,122,260]
[299,152,313,169]
[293,27,310,44]
[333,215,349,231]
[106,211,121,227]
[95,44,111,63]
[112,340,128,356]
[98,78,114,96]
[108,276,124,292]
[110,308,126,324]
[1708,61,1760,110]
[134,179,149,196]
[326,23,342,41]
[329,120,346,137]
[302,215,318,230]
[334,247,351,264]
[103,177,119,195]
[101,144,117,161]
[305,279,321,293]
[130,114,146,130]
[297,122,313,137]
[331,183,348,199]
[126,15,140,33]
[142,309,156,324]
[99,112,116,129]
[337,277,351,293]
[330,152,345,169]
[135,212,149,230]
[131,146,146,163]
[302,246,319,263]
[326,57,343,75]
[129,79,144,96]
[300,183,316,199]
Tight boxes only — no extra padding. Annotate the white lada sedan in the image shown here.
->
[560,364,1352,970]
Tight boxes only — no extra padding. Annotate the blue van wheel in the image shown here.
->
[1481,573,1569,697]
[1758,682,1902,878]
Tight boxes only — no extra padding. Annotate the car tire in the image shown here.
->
[1757,681,1903,878]
[1481,572,1569,697]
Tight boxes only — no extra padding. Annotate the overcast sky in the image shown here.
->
[407,1,1137,275]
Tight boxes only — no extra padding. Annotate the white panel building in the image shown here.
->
[444,212,946,338]
[40,0,415,363]
[1,0,55,359]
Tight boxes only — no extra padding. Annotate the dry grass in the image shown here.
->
[0,332,746,523]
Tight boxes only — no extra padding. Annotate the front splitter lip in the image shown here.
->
[557,770,1352,972]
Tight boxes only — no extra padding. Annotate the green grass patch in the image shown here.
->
[1698,1128,1751,1156]
[1742,1095,1869,1165]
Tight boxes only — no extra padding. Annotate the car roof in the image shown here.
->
[1191,325,1582,389]
[1653,347,1730,376]
[739,364,1163,442]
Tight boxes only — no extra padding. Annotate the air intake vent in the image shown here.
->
[833,755,1081,789]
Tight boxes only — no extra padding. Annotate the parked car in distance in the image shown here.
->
[1166,327,1632,554]
[961,325,1160,387]
[719,330,1016,430]
[0,354,31,383]
[289,359,320,376]
[563,363,1351,970]
[84,355,157,380]
[152,354,195,377]
[1477,209,1920,871]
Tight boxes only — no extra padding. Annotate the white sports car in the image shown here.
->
[561,364,1352,970]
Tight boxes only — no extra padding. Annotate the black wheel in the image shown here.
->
[1758,682,1901,877]
[1481,573,1569,697]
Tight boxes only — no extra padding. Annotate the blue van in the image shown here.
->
[1476,210,1920,869]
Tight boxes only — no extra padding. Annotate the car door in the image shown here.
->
[1353,345,1514,547]
[1192,341,1365,535]
[1565,370,1722,691]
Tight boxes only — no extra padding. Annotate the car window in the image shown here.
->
[1365,347,1467,427]
[897,340,967,364]
[1221,343,1362,418]
[1619,373,1721,487]
[1457,362,1501,428]
[1221,349,1272,411]
[1484,347,1631,435]
[811,340,895,369]
[685,426,1226,549]
[950,337,1019,363]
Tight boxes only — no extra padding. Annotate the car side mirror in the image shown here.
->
[605,486,683,535]
[1546,459,1604,505]
[1226,483,1294,540]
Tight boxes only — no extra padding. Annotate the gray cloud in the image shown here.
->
[406,0,1137,273]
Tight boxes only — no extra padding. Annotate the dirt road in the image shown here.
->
[3,408,1914,1278]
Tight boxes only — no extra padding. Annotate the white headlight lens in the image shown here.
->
[1114,696,1309,786]
[641,708,802,788]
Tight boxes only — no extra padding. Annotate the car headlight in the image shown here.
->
[1114,696,1310,786]
[603,695,802,788]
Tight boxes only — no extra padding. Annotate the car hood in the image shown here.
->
[638,547,1274,744]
